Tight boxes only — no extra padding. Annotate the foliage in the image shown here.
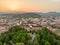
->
[0,26,60,45]
[15,42,25,45]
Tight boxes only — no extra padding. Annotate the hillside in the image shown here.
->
[13,13,41,18]
[0,12,41,18]
[0,26,60,45]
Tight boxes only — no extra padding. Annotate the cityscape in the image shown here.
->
[0,0,60,45]
[0,12,60,35]
[0,12,60,45]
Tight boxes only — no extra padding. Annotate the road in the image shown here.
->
[31,33,36,43]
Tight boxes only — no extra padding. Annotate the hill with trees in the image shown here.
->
[0,26,60,45]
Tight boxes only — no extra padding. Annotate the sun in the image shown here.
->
[8,4,18,10]
[7,3,23,11]
[0,0,24,11]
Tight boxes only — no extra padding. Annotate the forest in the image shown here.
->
[0,25,60,45]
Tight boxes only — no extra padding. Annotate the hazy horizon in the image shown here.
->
[0,0,60,12]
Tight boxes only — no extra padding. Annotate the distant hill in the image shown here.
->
[48,12,60,15]
[12,13,41,18]
[0,11,60,18]
[0,12,41,18]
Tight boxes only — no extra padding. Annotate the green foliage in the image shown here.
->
[15,42,25,45]
[0,42,2,45]
[0,26,60,45]
[56,40,60,45]
[35,27,60,45]
[34,39,39,45]
[45,41,51,45]
[26,40,32,45]
[6,42,12,45]
[0,25,32,45]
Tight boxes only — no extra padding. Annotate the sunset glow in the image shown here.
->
[0,0,60,12]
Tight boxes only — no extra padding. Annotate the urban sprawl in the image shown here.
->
[0,15,60,35]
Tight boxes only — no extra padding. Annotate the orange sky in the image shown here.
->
[0,0,60,12]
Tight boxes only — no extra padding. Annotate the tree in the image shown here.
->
[45,41,51,45]
[56,40,60,45]
[0,42,2,45]
[34,39,39,45]
[15,42,25,45]
[27,40,32,45]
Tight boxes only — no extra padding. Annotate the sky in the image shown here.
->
[0,0,60,12]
